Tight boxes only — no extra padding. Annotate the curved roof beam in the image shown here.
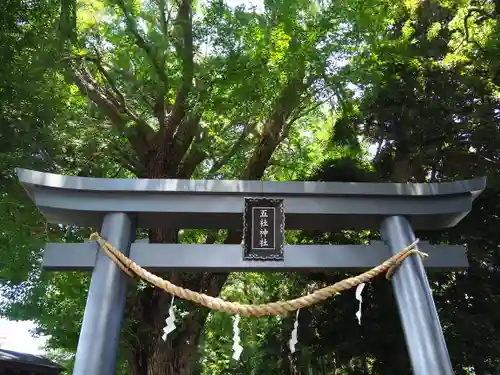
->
[17,168,486,230]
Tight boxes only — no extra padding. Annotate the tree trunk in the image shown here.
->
[120,136,228,375]
[126,263,231,375]
[126,224,231,375]
[122,64,305,375]
[147,305,208,375]
[65,4,309,371]
[391,142,411,183]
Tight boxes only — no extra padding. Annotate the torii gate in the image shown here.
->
[16,168,486,375]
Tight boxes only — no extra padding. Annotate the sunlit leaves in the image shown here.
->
[403,0,420,16]
[77,0,106,32]
[268,23,291,67]
[401,19,416,41]
[427,21,442,40]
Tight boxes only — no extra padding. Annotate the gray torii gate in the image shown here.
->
[16,168,486,375]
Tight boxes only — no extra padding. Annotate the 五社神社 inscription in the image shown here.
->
[243,198,284,260]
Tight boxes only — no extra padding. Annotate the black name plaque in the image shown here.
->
[242,198,285,260]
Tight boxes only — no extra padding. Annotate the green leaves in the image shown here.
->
[1,0,500,374]
[427,21,442,40]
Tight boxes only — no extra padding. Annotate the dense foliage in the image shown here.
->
[0,0,499,374]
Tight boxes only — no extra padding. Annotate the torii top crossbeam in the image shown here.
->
[17,168,485,231]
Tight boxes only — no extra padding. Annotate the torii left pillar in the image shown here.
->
[72,213,135,375]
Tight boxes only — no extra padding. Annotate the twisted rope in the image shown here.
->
[89,233,426,317]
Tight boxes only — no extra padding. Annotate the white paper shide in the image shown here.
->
[289,309,300,353]
[355,283,366,325]
[232,315,243,360]
[162,296,177,341]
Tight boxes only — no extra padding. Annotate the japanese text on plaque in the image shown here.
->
[252,207,275,249]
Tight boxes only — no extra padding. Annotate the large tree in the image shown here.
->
[3,0,406,374]
[3,0,500,374]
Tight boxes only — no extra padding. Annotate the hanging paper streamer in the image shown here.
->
[232,315,243,360]
[162,296,177,341]
[355,283,366,325]
[289,309,300,353]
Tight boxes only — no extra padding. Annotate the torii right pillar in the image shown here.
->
[381,216,453,374]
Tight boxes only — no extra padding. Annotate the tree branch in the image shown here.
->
[463,7,495,47]
[168,110,202,173]
[76,53,156,111]
[87,50,128,107]
[71,62,124,123]
[177,145,206,178]
[165,0,194,135]
[69,58,153,158]
[285,92,334,135]
[115,0,169,127]
[59,0,77,45]
[98,62,160,126]
[243,73,307,180]
[157,0,173,37]
[112,146,148,177]
[207,123,255,178]
[116,0,168,87]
